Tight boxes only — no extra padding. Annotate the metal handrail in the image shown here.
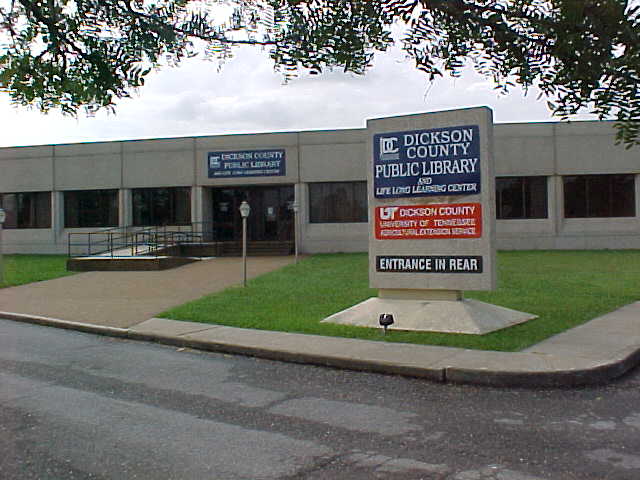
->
[68,222,216,258]
[68,225,150,257]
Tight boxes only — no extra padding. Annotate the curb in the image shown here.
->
[0,311,129,337]
[2,311,638,388]
[444,351,640,388]
[125,330,446,382]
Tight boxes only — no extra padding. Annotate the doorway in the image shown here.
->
[211,185,295,242]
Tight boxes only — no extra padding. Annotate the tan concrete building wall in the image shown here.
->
[54,142,122,190]
[298,129,368,252]
[299,129,367,181]
[0,146,54,192]
[0,146,57,252]
[494,123,555,176]
[296,183,369,253]
[555,122,638,174]
[123,138,195,188]
[0,119,639,254]
[494,122,640,250]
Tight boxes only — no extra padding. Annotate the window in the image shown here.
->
[64,190,119,228]
[0,192,51,229]
[496,176,548,219]
[309,182,367,223]
[563,174,636,218]
[132,187,191,226]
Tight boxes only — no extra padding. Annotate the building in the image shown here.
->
[0,116,638,255]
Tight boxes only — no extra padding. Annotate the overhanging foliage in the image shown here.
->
[1,1,639,145]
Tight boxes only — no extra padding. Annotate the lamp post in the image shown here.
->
[239,201,251,287]
[291,201,299,264]
[0,208,5,285]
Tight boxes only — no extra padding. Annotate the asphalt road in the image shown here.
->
[1,320,639,480]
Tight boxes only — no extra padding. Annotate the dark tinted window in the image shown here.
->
[132,187,191,226]
[0,191,51,229]
[496,177,548,219]
[564,174,635,218]
[64,190,119,228]
[309,182,368,223]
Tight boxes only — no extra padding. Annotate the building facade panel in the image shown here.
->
[1,228,57,254]
[493,123,555,176]
[555,122,639,174]
[0,156,54,191]
[54,154,122,190]
[298,128,366,145]
[302,223,369,253]
[0,118,639,254]
[0,145,54,161]
[124,150,194,188]
[122,137,195,188]
[300,143,366,182]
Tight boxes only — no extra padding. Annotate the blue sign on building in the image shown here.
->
[208,149,286,178]
[373,125,480,198]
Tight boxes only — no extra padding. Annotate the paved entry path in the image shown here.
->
[0,257,295,328]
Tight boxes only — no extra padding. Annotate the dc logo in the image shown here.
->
[209,155,221,169]
[380,137,399,155]
[379,207,399,220]
[378,136,400,161]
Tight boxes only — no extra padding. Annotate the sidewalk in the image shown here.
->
[0,257,295,328]
[1,257,639,387]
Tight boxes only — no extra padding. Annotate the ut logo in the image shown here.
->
[379,207,399,220]
[380,137,399,155]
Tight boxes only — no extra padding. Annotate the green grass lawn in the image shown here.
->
[0,254,74,288]
[160,250,640,351]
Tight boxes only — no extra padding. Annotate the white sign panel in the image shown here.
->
[367,108,496,292]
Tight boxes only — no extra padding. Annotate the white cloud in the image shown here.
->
[0,43,597,148]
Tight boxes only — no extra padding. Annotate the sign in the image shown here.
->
[375,202,481,240]
[376,255,483,274]
[368,108,495,292]
[208,149,285,178]
[373,125,480,198]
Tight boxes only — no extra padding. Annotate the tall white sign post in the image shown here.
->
[239,201,251,287]
[324,108,535,334]
[292,201,300,263]
[0,208,5,285]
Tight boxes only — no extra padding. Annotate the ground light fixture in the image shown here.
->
[379,313,394,334]
[239,201,251,287]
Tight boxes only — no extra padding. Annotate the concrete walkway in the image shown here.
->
[1,256,639,387]
[0,257,295,328]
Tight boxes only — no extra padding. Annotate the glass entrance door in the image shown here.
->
[211,186,294,242]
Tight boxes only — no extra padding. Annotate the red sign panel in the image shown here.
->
[375,203,482,240]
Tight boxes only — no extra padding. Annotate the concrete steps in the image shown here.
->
[216,241,294,257]
[67,256,196,272]
[67,241,294,271]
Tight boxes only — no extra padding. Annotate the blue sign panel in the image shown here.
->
[208,149,286,178]
[373,125,480,198]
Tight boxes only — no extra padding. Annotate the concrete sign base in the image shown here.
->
[342,108,533,336]
[321,295,537,335]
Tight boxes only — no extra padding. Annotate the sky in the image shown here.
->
[0,41,597,148]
